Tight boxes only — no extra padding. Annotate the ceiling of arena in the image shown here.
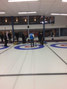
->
[0,0,67,16]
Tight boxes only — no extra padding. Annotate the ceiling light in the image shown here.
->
[34,18,36,22]
[5,18,8,23]
[16,17,18,22]
[62,0,67,2]
[51,13,67,16]
[24,19,27,22]
[0,12,5,14]
[51,13,61,15]
[8,0,39,2]
[18,12,37,14]
[61,14,67,16]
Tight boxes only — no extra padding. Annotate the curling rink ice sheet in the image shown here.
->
[47,42,67,63]
[0,42,67,89]
[0,43,13,54]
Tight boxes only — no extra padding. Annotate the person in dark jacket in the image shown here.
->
[22,33,26,43]
[0,32,4,43]
[15,32,19,42]
[8,32,12,42]
[4,33,8,47]
[38,32,44,45]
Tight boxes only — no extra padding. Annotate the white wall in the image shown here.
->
[0,25,12,30]
[0,16,67,30]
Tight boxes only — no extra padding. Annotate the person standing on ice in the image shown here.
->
[29,32,34,47]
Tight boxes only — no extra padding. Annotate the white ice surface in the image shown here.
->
[47,42,67,62]
[0,43,13,53]
[0,42,67,89]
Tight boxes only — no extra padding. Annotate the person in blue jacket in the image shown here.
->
[29,32,34,47]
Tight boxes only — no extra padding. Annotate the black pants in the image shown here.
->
[30,39,34,47]
[4,40,8,46]
[40,39,44,45]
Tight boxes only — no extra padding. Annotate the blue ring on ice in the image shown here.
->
[0,45,9,49]
[14,44,44,50]
[50,43,67,48]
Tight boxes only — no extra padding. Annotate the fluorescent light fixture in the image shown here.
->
[0,12,5,14]
[8,0,39,2]
[62,0,67,2]
[51,13,61,15]
[61,14,67,16]
[18,11,37,14]
[51,13,67,16]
